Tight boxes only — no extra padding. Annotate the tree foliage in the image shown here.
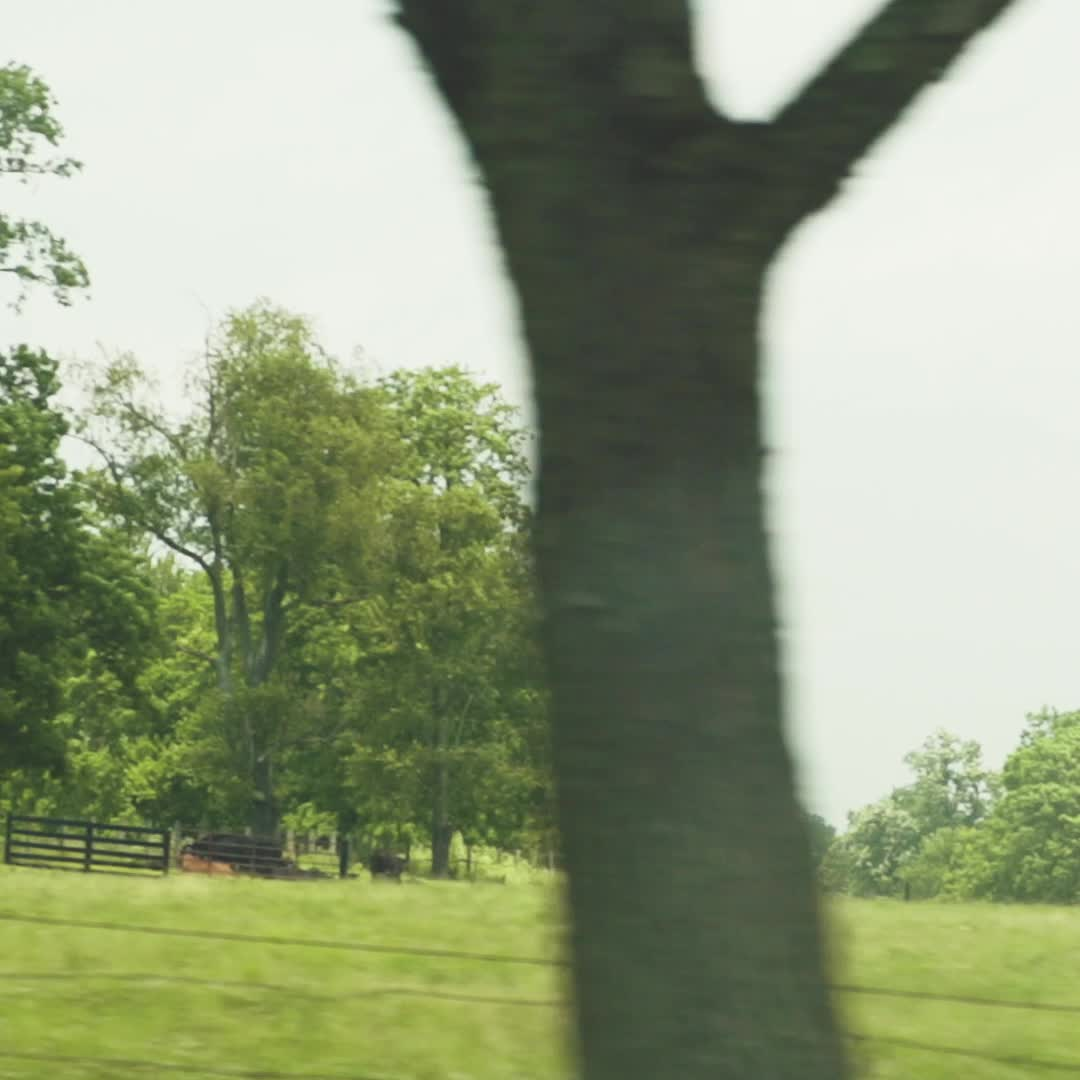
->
[822,714,1080,906]
[1,348,155,777]
[0,63,88,307]
[0,347,81,771]
[291,367,546,871]
[79,301,401,831]
[824,730,998,898]
[948,712,1080,903]
[55,314,551,854]
[896,730,998,834]
[827,795,921,898]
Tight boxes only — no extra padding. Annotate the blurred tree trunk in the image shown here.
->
[397,1,1022,1075]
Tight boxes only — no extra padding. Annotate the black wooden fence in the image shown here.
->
[3,814,169,876]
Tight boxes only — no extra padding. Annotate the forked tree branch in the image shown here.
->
[146,526,214,578]
[71,431,216,576]
[770,0,1023,222]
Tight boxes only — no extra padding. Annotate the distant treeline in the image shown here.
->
[820,710,1080,904]
[1,304,554,878]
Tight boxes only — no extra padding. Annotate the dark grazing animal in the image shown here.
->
[369,849,408,881]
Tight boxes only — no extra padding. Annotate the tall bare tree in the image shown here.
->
[396,2,1024,1076]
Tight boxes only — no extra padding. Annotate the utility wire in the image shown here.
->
[5,909,1080,1018]
[0,969,560,1008]
[0,910,565,968]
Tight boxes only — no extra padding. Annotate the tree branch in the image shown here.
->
[770,0,1023,221]
[109,397,190,461]
[148,527,214,577]
[175,644,218,668]
[71,431,215,576]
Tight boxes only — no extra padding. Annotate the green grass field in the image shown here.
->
[2,864,1080,1079]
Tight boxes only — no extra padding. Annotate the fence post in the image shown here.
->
[338,835,350,879]
[84,821,94,873]
[3,813,12,865]
[162,828,171,875]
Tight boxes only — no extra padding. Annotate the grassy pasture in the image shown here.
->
[2,864,1080,1078]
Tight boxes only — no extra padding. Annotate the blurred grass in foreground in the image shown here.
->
[2,865,1080,1078]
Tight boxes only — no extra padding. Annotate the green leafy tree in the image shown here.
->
[828,795,921,898]
[113,563,227,827]
[824,730,997,898]
[948,711,1080,903]
[0,347,81,771]
[397,2,1024,1074]
[900,825,980,900]
[330,369,546,874]
[0,520,162,820]
[344,536,545,873]
[79,301,399,832]
[1018,706,1080,747]
[1,348,153,780]
[1,64,88,307]
[895,729,998,835]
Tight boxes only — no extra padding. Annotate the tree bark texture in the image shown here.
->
[397,1,1024,1076]
[519,222,843,1078]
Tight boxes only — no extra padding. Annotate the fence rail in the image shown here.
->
[3,814,169,876]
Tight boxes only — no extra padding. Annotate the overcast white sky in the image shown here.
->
[4,0,1079,825]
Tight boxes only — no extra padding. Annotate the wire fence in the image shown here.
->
[0,969,560,1008]
[0,910,563,966]
[4,909,1080,1015]
[4,907,1080,1076]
